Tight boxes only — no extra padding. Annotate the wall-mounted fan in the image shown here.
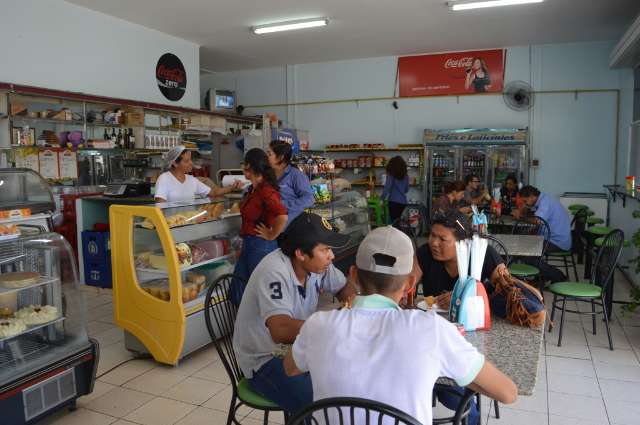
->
[503,81,534,111]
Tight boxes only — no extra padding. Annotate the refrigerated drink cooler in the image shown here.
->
[423,128,529,211]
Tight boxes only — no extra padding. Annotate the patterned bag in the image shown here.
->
[490,276,546,328]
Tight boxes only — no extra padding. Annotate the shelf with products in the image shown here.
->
[110,197,242,365]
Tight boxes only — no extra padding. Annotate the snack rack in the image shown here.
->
[109,197,240,365]
[0,233,98,424]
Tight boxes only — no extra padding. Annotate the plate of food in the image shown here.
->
[416,296,448,313]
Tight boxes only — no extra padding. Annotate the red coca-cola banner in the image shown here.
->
[398,49,505,97]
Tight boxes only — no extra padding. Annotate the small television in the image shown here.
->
[205,89,236,112]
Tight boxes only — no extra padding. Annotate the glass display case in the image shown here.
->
[0,232,97,424]
[308,190,370,272]
[109,197,241,365]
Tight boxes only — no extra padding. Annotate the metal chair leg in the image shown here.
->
[494,400,500,419]
[591,300,597,335]
[571,254,579,282]
[558,297,567,347]
[548,294,557,332]
[601,295,614,351]
[263,410,269,425]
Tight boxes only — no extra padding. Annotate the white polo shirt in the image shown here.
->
[154,171,211,201]
[233,249,346,378]
[291,294,484,425]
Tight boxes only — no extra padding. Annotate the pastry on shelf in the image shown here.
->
[229,202,240,214]
[0,307,14,319]
[175,243,192,266]
[0,271,40,288]
[0,318,26,338]
[15,305,59,325]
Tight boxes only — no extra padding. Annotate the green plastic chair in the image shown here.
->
[594,237,631,248]
[572,209,595,217]
[204,274,286,424]
[508,219,550,290]
[548,230,624,350]
[568,204,589,212]
[586,217,604,226]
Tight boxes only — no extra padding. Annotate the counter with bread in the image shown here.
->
[109,197,241,365]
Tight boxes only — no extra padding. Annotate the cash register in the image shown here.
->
[103,181,151,198]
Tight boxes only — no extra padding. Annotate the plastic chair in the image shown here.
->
[508,218,550,289]
[286,397,422,425]
[483,234,511,266]
[548,229,624,350]
[394,204,430,245]
[204,274,286,425]
[432,385,478,425]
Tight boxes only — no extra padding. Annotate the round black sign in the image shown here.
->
[156,53,187,101]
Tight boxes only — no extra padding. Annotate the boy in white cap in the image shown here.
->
[284,226,517,424]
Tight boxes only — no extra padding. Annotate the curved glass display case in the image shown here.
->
[0,232,97,424]
[308,190,370,272]
[110,197,240,365]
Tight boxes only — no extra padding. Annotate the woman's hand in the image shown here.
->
[255,223,278,240]
[231,180,244,191]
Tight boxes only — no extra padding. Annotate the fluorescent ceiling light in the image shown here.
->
[449,0,544,11]
[252,18,328,35]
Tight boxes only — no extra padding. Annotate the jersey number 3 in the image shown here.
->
[269,282,283,300]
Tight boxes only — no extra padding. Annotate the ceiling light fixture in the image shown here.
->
[448,0,544,11]
[252,18,329,35]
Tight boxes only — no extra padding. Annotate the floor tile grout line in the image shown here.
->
[585,335,613,425]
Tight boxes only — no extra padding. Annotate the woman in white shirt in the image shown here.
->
[155,146,241,202]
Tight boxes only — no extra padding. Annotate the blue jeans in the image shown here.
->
[230,236,278,305]
[436,386,479,425]
[249,357,313,414]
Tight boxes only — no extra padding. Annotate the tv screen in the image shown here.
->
[215,93,235,110]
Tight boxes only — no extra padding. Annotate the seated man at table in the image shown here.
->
[513,185,571,283]
[232,212,356,415]
[284,226,517,425]
[464,174,490,208]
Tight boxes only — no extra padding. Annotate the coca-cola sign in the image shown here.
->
[398,49,505,97]
[156,53,187,101]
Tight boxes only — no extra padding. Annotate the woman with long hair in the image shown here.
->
[464,57,491,93]
[231,148,288,304]
[267,140,314,227]
[382,155,409,222]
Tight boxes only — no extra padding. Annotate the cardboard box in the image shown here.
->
[125,112,144,126]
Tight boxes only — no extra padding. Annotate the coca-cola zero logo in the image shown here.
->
[156,53,187,101]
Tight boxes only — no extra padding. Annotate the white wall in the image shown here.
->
[201,41,634,197]
[0,0,200,108]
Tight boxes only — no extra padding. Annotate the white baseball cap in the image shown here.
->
[356,226,414,275]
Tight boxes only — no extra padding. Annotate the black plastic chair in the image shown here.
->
[204,274,286,425]
[286,397,422,425]
[431,384,478,425]
[482,234,511,267]
[548,229,624,350]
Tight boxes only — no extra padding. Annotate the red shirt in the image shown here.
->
[240,182,288,236]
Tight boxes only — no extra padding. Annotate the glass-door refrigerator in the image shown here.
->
[424,128,529,212]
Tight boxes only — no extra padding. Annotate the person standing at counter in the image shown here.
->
[267,140,315,226]
[154,146,242,202]
[231,148,288,305]
[382,156,409,222]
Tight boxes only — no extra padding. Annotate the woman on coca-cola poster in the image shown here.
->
[464,57,491,92]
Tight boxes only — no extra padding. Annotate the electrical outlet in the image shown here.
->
[531,159,540,167]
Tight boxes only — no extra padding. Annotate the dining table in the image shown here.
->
[492,234,544,258]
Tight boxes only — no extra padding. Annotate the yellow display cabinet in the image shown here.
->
[109,198,240,365]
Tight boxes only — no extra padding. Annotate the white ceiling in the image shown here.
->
[66,0,640,72]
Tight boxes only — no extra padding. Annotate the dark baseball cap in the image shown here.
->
[280,212,350,250]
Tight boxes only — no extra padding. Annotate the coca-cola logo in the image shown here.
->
[444,57,474,69]
[156,53,187,101]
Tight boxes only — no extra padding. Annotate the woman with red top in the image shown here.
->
[231,148,288,305]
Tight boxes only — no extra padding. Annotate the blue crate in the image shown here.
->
[84,259,112,288]
[82,231,110,262]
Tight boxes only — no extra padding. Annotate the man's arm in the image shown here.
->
[265,315,304,344]
[467,361,518,404]
[283,349,303,376]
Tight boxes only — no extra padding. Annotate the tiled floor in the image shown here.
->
[39,266,640,425]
